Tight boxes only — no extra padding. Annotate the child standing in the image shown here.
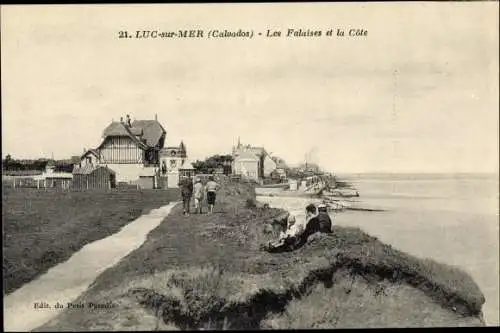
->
[193,177,204,214]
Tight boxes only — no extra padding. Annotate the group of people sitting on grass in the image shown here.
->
[178,175,219,215]
[265,203,333,253]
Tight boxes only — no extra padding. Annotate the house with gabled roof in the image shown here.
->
[270,156,288,180]
[158,140,194,188]
[231,138,277,181]
[74,114,167,185]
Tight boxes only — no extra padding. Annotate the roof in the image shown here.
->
[101,120,166,149]
[161,142,187,157]
[44,172,73,179]
[276,161,288,169]
[234,145,268,160]
[81,149,100,159]
[246,146,266,156]
[131,120,166,147]
[234,151,259,161]
[73,165,116,175]
[271,156,288,169]
[102,122,130,137]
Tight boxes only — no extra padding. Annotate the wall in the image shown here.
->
[99,137,143,164]
[80,153,99,168]
[160,156,186,176]
[167,171,179,188]
[105,164,145,183]
[234,160,259,181]
[73,169,114,190]
[263,154,277,177]
[137,176,154,189]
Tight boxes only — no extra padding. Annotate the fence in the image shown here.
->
[2,177,47,189]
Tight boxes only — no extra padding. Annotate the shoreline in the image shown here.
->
[34,181,486,330]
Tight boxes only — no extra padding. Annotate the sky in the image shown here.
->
[1,3,498,173]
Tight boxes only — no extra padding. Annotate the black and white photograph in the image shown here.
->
[2,2,499,330]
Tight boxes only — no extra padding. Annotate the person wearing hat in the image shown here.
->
[317,203,333,233]
[178,175,193,216]
[296,203,333,246]
[193,177,204,214]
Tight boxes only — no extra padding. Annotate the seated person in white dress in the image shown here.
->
[266,205,319,252]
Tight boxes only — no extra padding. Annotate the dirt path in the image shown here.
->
[3,202,178,332]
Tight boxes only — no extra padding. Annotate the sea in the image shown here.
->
[256,173,499,326]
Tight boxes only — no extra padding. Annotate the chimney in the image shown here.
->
[155,113,158,121]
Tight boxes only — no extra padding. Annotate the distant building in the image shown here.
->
[232,151,260,181]
[179,158,196,180]
[159,141,195,188]
[271,156,288,179]
[299,163,321,175]
[35,160,73,189]
[231,138,277,181]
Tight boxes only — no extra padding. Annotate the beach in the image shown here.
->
[257,173,499,326]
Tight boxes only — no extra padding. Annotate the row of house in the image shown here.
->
[6,117,293,190]
[231,138,288,182]
[72,130,289,188]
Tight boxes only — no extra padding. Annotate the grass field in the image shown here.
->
[36,180,486,330]
[3,187,180,295]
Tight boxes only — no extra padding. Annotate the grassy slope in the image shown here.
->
[3,188,179,294]
[37,181,485,330]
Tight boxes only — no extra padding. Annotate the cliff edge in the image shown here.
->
[37,181,485,330]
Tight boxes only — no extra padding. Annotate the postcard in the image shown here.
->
[2,2,498,331]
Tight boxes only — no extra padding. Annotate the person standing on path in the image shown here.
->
[178,176,193,216]
[193,177,204,214]
[205,175,219,214]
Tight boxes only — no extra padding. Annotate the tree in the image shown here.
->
[193,154,233,175]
